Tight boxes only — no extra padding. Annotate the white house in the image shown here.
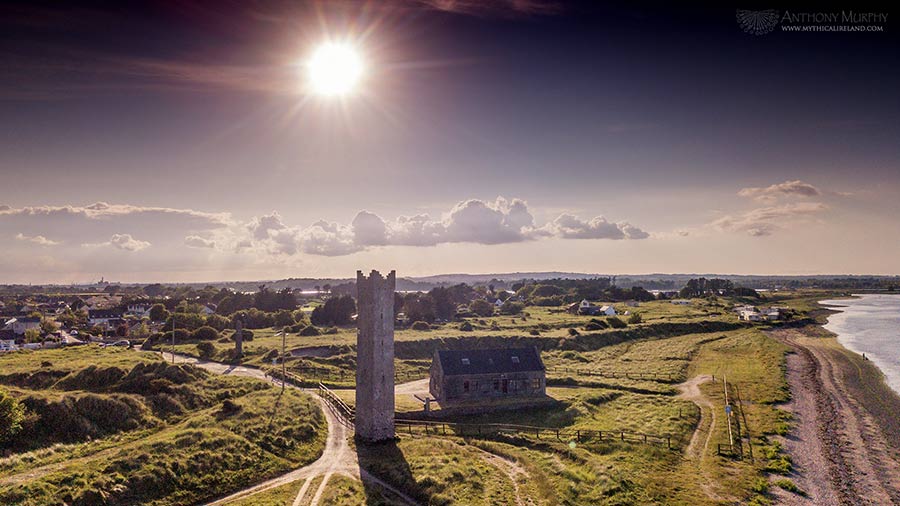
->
[0,339,18,352]
[671,299,691,305]
[740,310,763,322]
[200,304,217,315]
[494,299,504,308]
[126,304,152,318]
[599,305,617,316]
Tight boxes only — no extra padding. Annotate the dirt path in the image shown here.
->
[475,447,531,506]
[770,328,900,506]
[676,374,732,504]
[159,353,419,506]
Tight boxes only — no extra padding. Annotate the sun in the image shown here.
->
[307,42,364,96]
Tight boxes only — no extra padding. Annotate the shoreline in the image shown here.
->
[765,302,900,505]
[820,294,900,397]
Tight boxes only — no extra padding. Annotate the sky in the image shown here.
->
[1,1,899,283]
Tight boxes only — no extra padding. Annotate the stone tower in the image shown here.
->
[234,319,243,358]
[355,269,396,442]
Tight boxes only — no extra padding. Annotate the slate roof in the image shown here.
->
[436,347,544,376]
[89,309,122,319]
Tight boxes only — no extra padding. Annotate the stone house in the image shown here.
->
[429,347,546,403]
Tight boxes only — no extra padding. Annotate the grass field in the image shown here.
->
[3,291,833,505]
[0,347,327,506]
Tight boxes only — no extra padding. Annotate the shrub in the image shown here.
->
[410,321,431,331]
[568,328,580,336]
[529,329,540,336]
[0,387,26,443]
[499,301,525,315]
[607,317,627,329]
[196,341,216,359]
[299,325,321,336]
[774,479,805,496]
[459,321,474,332]
[191,326,219,341]
[627,312,643,324]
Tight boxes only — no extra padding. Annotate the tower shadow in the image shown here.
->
[356,438,425,505]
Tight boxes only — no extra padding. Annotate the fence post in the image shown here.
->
[621,431,625,442]
[667,436,671,450]
[576,430,581,442]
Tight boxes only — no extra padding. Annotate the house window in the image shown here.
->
[461,358,470,365]
[511,356,520,364]
[463,380,470,393]
[532,378,541,389]
[493,379,500,391]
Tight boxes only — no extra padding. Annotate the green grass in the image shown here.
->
[0,347,327,506]
[228,481,303,506]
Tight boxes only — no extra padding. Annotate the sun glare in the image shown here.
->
[307,42,364,96]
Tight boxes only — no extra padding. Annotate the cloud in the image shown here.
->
[0,202,230,248]
[712,202,827,237]
[236,197,648,256]
[248,212,287,240]
[109,234,150,251]
[541,214,649,240]
[83,233,150,252]
[15,233,61,246]
[413,0,562,17]
[184,235,216,249]
[738,180,821,202]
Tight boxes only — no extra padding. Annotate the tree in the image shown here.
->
[0,388,26,444]
[40,318,58,335]
[469,299,495,317]
[274,309,296,328]
[24,328,42,344]
[499,301,525,315]
[196,341,216,359]
[627,312,643,324]
[149,304,169,322]
[310,296,355,326]
[191,326,219,341]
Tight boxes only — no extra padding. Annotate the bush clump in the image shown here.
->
[196,341,216,359]
[298,325,321,336]
[607,317,628,329]
[191,326,219,341]
[410,321,431,331]
[458,321,474,332]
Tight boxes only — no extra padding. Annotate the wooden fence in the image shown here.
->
[547,366,679,383]
[314,383,673,450]
[267,367,425,387]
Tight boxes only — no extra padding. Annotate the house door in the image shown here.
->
[502,379,508,393]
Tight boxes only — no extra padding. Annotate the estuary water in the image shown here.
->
[822,294,900,396]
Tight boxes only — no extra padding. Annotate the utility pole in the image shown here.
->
[281,326,287,393]
[171,310,175,364]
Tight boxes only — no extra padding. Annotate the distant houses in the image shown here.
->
[567,300,617,316]
[2,316,41,336]
[736,305,784,322]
